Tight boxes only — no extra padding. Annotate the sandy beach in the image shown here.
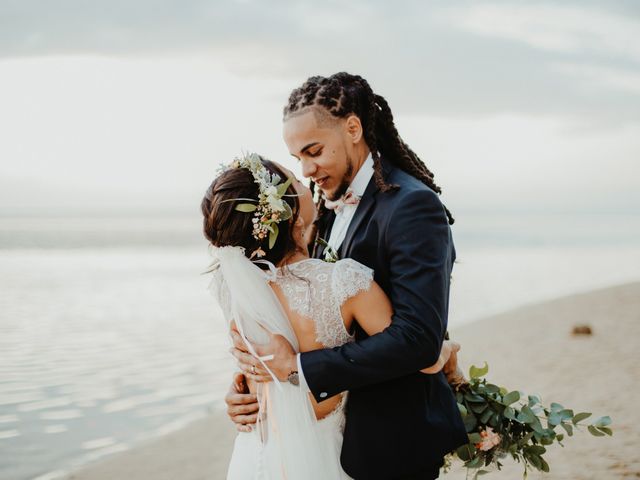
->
[61,281,640,480]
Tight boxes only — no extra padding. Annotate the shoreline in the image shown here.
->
[53,281,640,479]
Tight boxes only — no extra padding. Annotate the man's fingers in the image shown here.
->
[231,413,258,425]
[225,392,258,406]
[228,401,259,417]
[236,423,253,433]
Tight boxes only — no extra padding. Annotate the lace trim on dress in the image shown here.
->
[276,258,373,348]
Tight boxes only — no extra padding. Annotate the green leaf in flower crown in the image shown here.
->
[502,390,520,406]
[571,412,592,424]
[276,176,293,196]
[235,203,258,213]
[469,362,489,379]
[588,425,605,437]
[268,223,279,249]
[279,202,293,221]
[593,416,611,427]
[598,427,613,436]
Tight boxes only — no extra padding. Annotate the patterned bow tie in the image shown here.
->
[324,190,361,213]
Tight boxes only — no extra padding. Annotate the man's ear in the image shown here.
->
[345,115,363,144]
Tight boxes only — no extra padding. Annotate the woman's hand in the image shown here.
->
[420,340,460,374]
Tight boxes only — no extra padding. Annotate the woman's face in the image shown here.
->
[276,163,316,230]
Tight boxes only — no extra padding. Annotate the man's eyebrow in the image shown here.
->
[300,142,320,154]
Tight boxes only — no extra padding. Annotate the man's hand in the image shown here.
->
[225,372,259,432]
[230,330,297,382]
[443,346,467,387]
[420,340,461,376]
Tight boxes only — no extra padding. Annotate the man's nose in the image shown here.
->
[300,158,317,179]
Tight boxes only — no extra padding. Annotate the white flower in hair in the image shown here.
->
[218,152,295,252]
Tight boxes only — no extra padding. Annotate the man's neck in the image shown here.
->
[350,146,371,181]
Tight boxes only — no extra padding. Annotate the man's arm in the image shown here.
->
[299,189,453,401]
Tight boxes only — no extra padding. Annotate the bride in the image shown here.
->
[201,153,459,479]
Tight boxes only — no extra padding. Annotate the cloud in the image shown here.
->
[0,1,638,123]
[444,4,640,62]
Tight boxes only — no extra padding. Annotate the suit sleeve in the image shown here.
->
[299,189,453,402]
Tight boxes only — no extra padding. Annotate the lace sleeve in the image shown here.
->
[330,258,374,308]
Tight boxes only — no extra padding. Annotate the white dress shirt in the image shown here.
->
[296,153,375,392]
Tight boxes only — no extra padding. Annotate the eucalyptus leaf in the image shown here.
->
[468,433,483,443]
[280,202,293,221]
[560,422,574,436]
[276,176,293,196]
[466,455,484,469]
[559,409,574,421]
[268,223,279,249]
[458,403,468,416]
[548,411,562,426]
[571,412,592,424]
[593,416,612,427]
[550,402,564,412]
[469,362,489,379]
[588,425,605,437]
[235,203,258,213]
[503,406,516,420]
[502,391,520,406]
[456,444,474,461]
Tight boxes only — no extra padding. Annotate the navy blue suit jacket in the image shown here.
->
[302,159,467,479]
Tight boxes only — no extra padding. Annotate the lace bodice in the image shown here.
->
[275,258,374,348]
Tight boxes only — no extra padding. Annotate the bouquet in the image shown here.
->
[445,362,613,479]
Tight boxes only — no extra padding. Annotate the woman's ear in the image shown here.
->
[345,115,363,144]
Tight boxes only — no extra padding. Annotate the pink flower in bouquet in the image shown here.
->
[476,426,501,451]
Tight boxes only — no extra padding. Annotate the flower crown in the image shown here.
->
[218,152,294,257]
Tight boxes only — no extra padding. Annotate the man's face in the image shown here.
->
[283,108,355,202]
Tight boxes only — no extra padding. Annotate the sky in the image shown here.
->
[0,0,638,215]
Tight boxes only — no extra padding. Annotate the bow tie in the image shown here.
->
[324,190,361,213]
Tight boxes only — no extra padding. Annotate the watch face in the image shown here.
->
[288,371,300,386]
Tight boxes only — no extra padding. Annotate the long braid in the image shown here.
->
[284,73,454,225]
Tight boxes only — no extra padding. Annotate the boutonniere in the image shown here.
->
[315,238,339,263]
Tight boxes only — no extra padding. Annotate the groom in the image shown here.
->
[227,73,467,479]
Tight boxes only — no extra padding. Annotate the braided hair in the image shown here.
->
[283,72,454,226]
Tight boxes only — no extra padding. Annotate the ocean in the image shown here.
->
[1,212,638,480]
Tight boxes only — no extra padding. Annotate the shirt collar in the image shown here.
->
[349,152,374,197]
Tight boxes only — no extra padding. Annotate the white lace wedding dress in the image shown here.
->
[210,252,373,480]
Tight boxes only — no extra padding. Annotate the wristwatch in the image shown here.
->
[287,370,300,386]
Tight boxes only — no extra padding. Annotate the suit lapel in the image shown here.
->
[340,158,394,259]
[340,177,378,259]
[312,210,336,259]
